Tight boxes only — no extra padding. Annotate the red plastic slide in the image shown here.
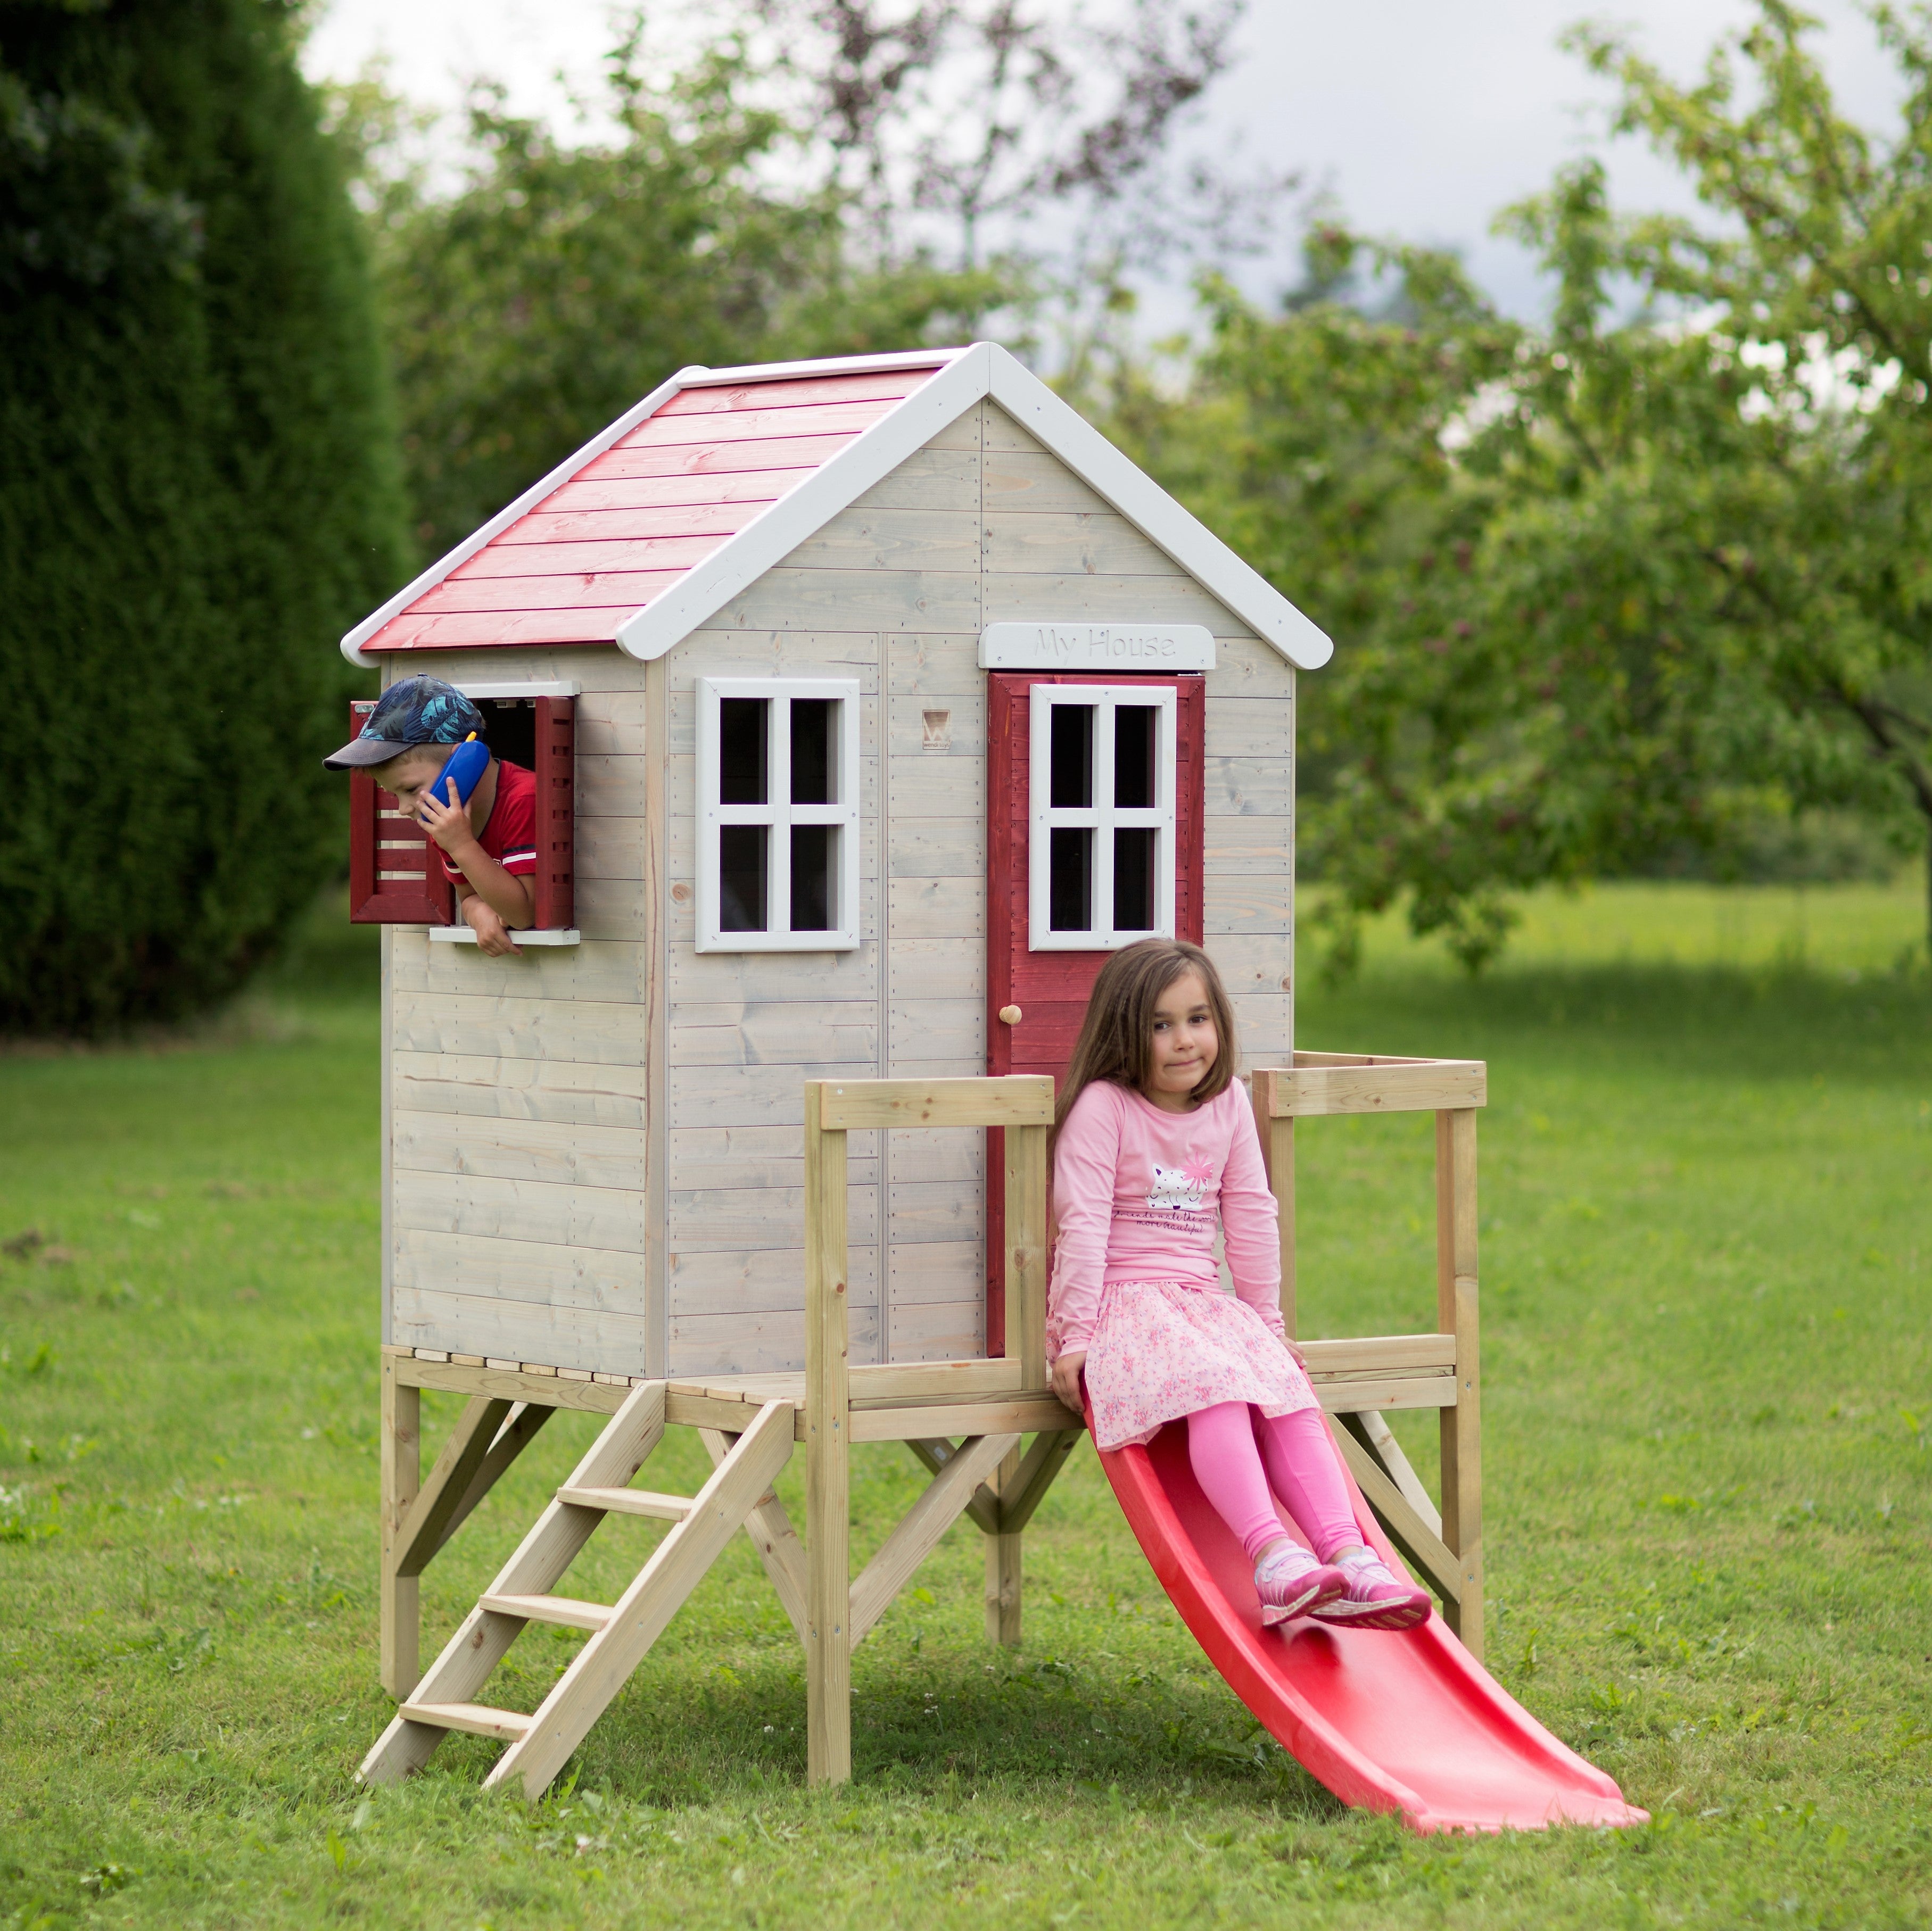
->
[1092,1406,1648,1833]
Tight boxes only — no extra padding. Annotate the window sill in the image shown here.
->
[428,927,582,947]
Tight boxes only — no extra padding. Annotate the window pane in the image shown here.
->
[1049,826,1092,931]
[719,825,767,931]
[790,825,835,931]
[719,698,767,804]
[790,699,836,804]
[1049,703,1093,809]
[1114,705,1157,808]
[1113,827,1155,931]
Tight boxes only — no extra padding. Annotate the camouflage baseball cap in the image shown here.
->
[323,675,486,769]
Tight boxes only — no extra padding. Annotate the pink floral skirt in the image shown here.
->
[1082,1278,1318,1452]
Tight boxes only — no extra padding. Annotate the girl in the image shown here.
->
[1046,939,1430,1631]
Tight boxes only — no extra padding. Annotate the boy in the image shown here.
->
[324,675,536,957]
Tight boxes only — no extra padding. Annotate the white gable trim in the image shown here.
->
[614,343,1331,669]
[343,341,1333,674]
[985,351,1333,669]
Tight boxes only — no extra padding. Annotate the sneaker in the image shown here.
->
[1307,1547,1432,1632]
[1253,1542,1347,1626]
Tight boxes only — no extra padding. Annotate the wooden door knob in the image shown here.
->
[998,1005,1022,1025]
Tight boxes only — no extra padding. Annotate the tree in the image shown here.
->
[0,0,410,1033]
[1092,3,1932,971]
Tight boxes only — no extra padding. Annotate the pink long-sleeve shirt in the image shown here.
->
[1045,1079,1283,1360]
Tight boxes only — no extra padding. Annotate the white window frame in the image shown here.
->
[1028,682,1177,951]
[696,676,861,952]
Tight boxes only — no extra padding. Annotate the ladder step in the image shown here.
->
[558,1484,693,1521]
[399,1701,532,1742]
[480,1592,614,1633]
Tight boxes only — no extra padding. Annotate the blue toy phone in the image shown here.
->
[423,734,489,817]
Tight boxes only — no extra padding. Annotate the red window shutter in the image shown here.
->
[533,695,575,930]
[346,701,455,925]
[984,672,1206,1352]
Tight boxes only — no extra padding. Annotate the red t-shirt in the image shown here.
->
[440,758,538,884]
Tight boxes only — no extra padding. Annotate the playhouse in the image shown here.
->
[343,343,1641,1830]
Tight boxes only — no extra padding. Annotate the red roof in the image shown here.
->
[365,364,946,654]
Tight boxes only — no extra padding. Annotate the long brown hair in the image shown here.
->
[1052,939,1239,1142]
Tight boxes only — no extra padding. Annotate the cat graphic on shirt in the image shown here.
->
[1145,1162,1213,1213]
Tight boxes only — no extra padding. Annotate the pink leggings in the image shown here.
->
[1187,1403,1360,1564]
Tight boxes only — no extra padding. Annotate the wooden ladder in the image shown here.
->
[358,1380,795,1799]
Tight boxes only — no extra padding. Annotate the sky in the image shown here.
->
[302,0,1906,322]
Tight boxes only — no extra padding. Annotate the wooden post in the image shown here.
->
[1434,1107,1482,1660]
[1251,1071,1296,1337]
[379,1355,421,1698]
[803,1082,852,1785]
[984,1444,1023,1646]
[1003,1121,1050,1389]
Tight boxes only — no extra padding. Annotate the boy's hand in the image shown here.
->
[463,895,523,957]
[418,778,478,858]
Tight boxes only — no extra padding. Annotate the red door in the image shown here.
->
[985,672,1205,1350]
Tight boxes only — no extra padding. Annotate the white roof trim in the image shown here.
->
[984,351,1333,670]
[679,347,968,387]
[344,340,1333,674]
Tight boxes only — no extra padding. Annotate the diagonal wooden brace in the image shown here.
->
[487,1400,796,1798]
[700,1425,808,1643]
[1331,1424,1461,1606]
[850,1433,1019,1646]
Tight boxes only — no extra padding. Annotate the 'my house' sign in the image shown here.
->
[978,622,1216,672]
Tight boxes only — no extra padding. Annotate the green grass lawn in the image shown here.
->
[2,882,1928,1929]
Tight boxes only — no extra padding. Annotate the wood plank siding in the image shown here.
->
[380,400,1294,1379]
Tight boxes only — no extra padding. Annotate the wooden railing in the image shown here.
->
[1251,1051,1487,1657]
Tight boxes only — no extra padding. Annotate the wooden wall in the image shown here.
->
[379,397,1294,1381]
[382,645,664,1377]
